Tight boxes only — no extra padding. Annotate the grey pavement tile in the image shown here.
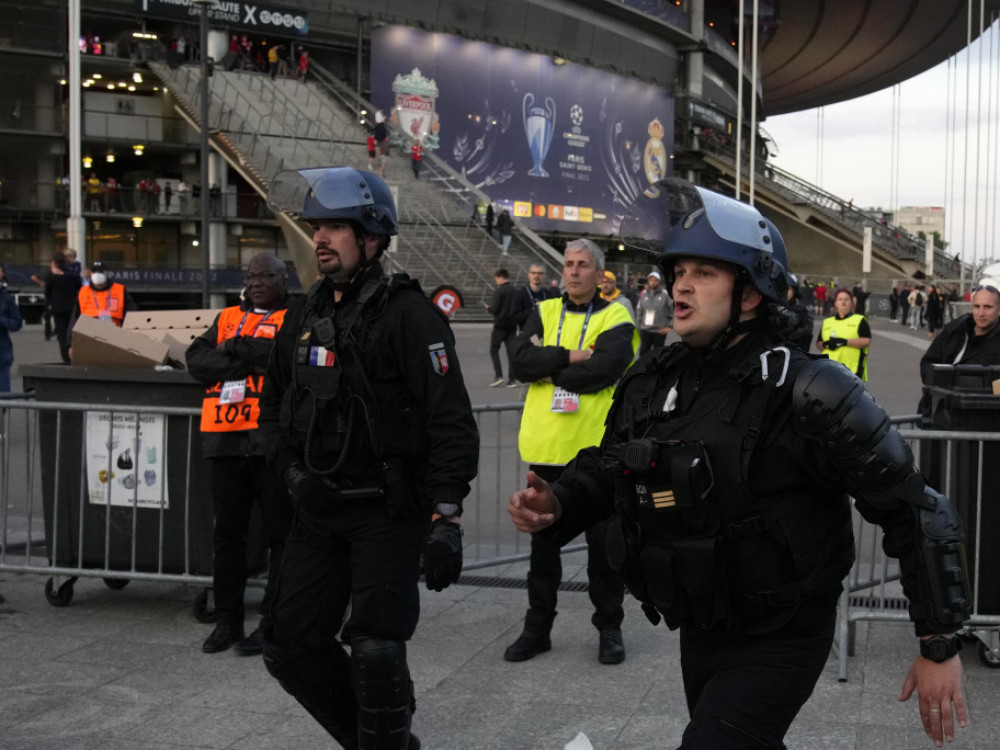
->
[3,693,158,746]
[0,689,69,729]
[178,660,300,713]
[0,655,130,697]
[110,704,277,747]
[783,720,859,750]
[227,715,336,749]
[53,638,197,670]
[610,711,688,750]
[1,630,102,660]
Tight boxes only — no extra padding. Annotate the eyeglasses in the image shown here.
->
[243,272,283,284]
[972,284,1000,296]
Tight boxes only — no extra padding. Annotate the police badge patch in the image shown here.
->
[428,342,449,376]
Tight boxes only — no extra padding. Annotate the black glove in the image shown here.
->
[421,518,463,592]
[282,462,339,513]
[824,337,848,350]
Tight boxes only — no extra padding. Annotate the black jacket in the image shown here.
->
[920,313,1000,384]
[258,264,479,519]
[487,282,519,332]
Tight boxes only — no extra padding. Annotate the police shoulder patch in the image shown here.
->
[428,342,449,376]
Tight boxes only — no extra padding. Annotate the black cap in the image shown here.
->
[90,260,105,272]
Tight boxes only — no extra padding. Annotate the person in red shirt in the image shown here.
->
[410,139,424,179]
[367,133,376,169]
[297,50,309,82]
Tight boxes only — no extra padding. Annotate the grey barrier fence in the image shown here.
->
[1,399,996,676]
[0,399,585,612]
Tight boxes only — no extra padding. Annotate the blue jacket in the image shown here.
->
[0,288,24,391]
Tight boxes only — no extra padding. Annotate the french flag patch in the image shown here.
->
[309,346,336,366]
[429,342,449,376]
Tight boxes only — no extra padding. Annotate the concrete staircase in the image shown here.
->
[148,59,562,321]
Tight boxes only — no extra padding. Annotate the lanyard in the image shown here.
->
[555,302,594,350]
[91,287,111,312]
[235,309,275,338]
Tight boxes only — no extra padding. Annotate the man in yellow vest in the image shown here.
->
[76,260,131,327]
[504,238,639,665]
[186,253,293,656]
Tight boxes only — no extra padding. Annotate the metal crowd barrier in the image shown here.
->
[834,425,1000,680]
[0,399,552,612]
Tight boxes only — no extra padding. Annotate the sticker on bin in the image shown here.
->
[85,411,168,508]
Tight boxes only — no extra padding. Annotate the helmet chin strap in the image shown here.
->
[326,228,387,293]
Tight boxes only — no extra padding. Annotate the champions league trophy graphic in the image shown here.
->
[522,93,556,177]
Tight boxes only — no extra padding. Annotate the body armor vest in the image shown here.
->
[605,343,855,634]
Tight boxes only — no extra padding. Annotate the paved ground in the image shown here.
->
[3,312,999,749]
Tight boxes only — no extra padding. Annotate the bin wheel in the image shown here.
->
[44,577,76,607]
[103,578,130,591]
[978,642,1000,669]
[192,588,219,624]
[958,628,979,644]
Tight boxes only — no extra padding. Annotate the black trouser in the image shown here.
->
[900,304,910,326]
[264,502,428,747]
[639,330,667,357]
[676,614,835,749]
[523,463,625,633]
[210,457,292,628]
[53,312,72,363]
[489,326,517,380]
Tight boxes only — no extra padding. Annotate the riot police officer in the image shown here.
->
[508,178,970,749]
[258,167,479,749]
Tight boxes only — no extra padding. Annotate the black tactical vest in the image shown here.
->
[605,342,855,635]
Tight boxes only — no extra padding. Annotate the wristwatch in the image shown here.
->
[919,634,962,662]
[433,502,461,518]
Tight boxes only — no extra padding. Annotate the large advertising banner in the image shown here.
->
[371,26,674,236]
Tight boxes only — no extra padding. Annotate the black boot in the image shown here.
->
[598,628,625,664]
[352,637,414,750]
[503,629,552,662]
[202,621,244,653]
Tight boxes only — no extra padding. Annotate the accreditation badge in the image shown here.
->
[551,386,580,413]
[219,379,246,404]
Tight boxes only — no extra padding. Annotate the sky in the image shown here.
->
[762,19,999,269]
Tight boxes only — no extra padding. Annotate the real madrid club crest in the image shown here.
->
[643,118,668,189]
[390,68,441,150]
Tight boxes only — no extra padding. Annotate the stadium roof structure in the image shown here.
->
[705,0,1000,115]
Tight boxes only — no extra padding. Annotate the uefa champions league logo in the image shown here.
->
[522,93,556,177]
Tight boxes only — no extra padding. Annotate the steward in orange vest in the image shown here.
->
[77,261,130,326]
[184,253,293,656]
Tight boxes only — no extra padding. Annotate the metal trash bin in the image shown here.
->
[920,364,1000,616]
[22,364,215,604]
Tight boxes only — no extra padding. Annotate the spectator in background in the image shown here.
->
[889,284,900,320]
[44,253,82,363]
[64,249,82,277]
[148,178,161,214]
[851,281,870,316]
[86,173,102,212]
[899,284,912,327]
[366,132,376,169]
[296,50,309,82]
[920,282,1000,387]
[163,181,173,213]
[908,285,926,330]
[634,270,672,355]
[0,264,24,392]
[926,284,946,339]
[484,268,519,387]
[512,263,559,333]
[599,270,635,322]
[497,208,514,254]
[210,183,222,217]
[177,179,190,215]
[813,281,827,318]
[410,139,423,179]
[485,201,495,237]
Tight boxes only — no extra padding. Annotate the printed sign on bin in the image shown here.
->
[85,411,168,508]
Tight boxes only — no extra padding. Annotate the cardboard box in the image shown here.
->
[123,309,216,332]
[71,315,170,369]
[123,309,216,364]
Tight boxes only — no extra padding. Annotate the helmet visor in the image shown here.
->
[621,178,773,257]
[266,168,376,218]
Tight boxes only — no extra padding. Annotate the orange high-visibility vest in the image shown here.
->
[78,283,127,327]
[199,305,287,433]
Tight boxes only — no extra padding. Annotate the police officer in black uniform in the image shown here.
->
[508,178,970,749]
[258,167,479,750]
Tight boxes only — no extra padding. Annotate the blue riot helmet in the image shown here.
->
[267,167,398,237]
[620,178,788,303]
